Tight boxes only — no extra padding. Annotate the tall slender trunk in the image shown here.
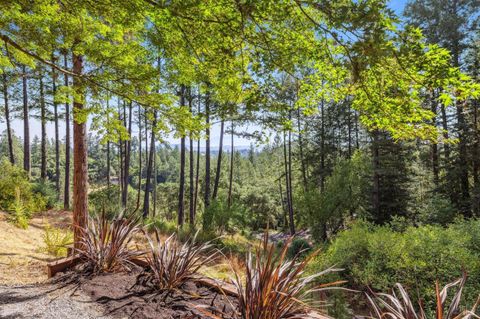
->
[52,59,60,196]
[178,86,186,226]
[473,98,480,216]
[287,110,295,235]
[22,65,30,175]
[189,90,195,225]
[347,104,352,157]
[72,52,88,249]
[122,102,133,208]
[212,119,224,200]
[456,100,471,215]
[106,98,111,188]
[2,73,14,164]
[372,130,381,222]
[320,99,325,191]
[430,91,439,188]
[194,138,200,218]
[63,53,71,209]
[283,130,295,235]
[153,143,157,217]
[40,74,47,181]
[143,112,156,218]
[204,90,211,209]
[228,121,234,208]
[355,111,360,149]
[297,109,307,191]
[136,104,142,209]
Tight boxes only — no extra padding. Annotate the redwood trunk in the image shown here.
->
[72,53,88,249]
[64,54,71,210]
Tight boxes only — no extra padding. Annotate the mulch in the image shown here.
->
[55,265,238,319]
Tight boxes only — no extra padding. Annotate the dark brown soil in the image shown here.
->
[56,267,238,319]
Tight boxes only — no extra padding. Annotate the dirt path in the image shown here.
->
[0,211,72,285]
[0,282,111,319]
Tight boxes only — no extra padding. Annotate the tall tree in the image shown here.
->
[52,57,60,196]
[212,119,224,200]
[64,53,71,210]
[2,73,14,164]
[22,65,30,175]
[204,89,211,209]
[178,86,186,226]
[39,72,47,181]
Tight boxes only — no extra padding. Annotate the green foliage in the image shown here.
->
[88,185,137,218]
[202,197,248,234]
[0,159,46,213]
[41,224,73,257]
[312,220,480,313]
[144,216,178,234]
[286,238,312,260]
[31,181,57,210]
[298,151,371,241]
[7,187,29,229]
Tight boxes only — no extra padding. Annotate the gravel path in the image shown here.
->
[0,282,112,319]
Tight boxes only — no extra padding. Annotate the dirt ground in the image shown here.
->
[0,210,72,285]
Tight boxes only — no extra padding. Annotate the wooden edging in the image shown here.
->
[47,256,332,319]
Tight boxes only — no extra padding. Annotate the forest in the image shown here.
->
[1,0,480,318]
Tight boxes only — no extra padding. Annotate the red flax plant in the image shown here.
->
[142,230,220,291]
[232,235,343,319]
[367,272,480,319]
[76,211,144,273]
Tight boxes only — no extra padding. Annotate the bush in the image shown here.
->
[203,197,248,234]
[41,224,73,257]
[7,187,29,229]
[0,159,47,213]
[286,238,312,259]
[311,220,480,314]
[88,185,138,218]
[31,181,57,210]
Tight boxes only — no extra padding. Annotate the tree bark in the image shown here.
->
[64,53,71,210]
[136,104,142,209]
[189,89,195,225]
[178,86,186,226]
[22,65,30,175]
[40,73,47,181]
[372,130,381,222]
[204,90,211,209]
[52,59,60,197]
[287,110,295,235]
[2,73,14,165]
[212,119,224,200]
[143,111,156,218]
[297,109,307,191]
[72,52,88,249]
[228,121,234,208]
[430,90,439,188]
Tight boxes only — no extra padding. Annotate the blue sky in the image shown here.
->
[3,0,409,148]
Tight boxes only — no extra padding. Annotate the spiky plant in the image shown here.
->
[232,235,342,319]
[142,229,219,291]
[76,211,143,273]
[367,273,480,319]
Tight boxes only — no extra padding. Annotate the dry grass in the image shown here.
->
[0,210,72,285]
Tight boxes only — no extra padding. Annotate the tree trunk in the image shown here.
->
[430,91,439,188]
[52,60,60,197]
[212,119,224,200]
[372,130,381,222]
[204,90,211,209]
[297,109,307,192]
[143,111,156,218]
[287,111,295,235]
[283,130,295,235]
[189,89,195,225]
[106,98,111,188]
[122,101,132,208]
[64,53,71,210]
[40,74,47,181]
[320,99,325,191]
[22,65,30,175]
[2,73,14,165]
[228,121,234,208]
[456,100,471,216]
[136,104,142,209]
[194,138,200,219]
[72,52,88,249]
[178,86,186,226]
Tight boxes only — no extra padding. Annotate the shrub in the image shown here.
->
[286,237,312,259]
[31,181,57,210]
[232,235,342,319]
[41,224,73,257]
[88,185,138,219]
[0,159,46,213]
[311,220,480,314]
[141,230,219,291]
[76,211,144,273]
[203,197,248,234]
[7,187,29,229]
[144,216,178,234]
